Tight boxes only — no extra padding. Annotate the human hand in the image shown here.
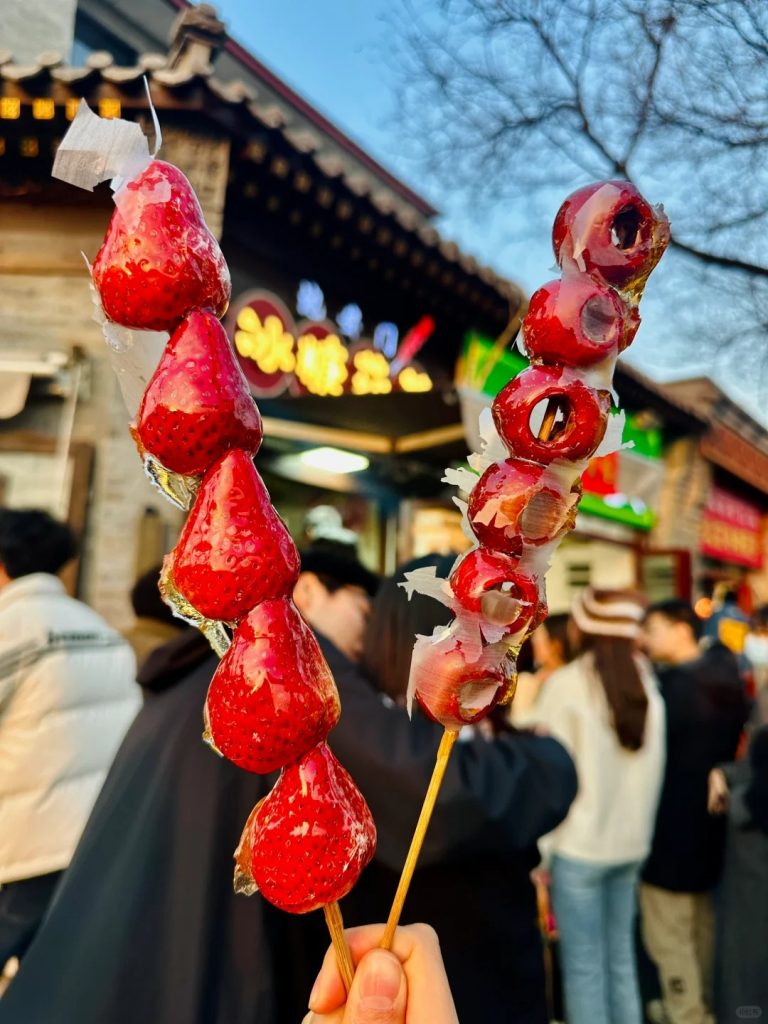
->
[708,767,729,815]
[303,923,458,1024]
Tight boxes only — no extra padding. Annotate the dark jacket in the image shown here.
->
[715,726,768,1022]
[1,629,576,1024]
[316,636,578,1024]
[0,630,299,1024]
[642,642,749,892]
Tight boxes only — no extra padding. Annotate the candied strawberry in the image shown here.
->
[240,742,376,914]
[522,276,640,365]
[450,549,544,632]
[552,180,670,294]
[492,365,611,465]
[205,599,340,774]
[135,310,262,476]
[93,160,231,330]
[168,449,300,622]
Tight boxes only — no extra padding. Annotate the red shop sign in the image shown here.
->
[699,484,764,569]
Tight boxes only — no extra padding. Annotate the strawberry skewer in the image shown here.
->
[380,181,670,950]
[53,108,373,994]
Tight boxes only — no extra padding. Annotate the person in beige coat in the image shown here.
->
[0,509,139,969]
[526,588,666,1024]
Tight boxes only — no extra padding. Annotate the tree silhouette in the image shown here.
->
[390,0,768,388]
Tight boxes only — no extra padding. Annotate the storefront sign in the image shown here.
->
[700,484,764,569]
[228,283,434,399]
[580,443,664,532]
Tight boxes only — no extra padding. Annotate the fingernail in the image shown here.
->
[308,974,321,1009]
[301,1012,314,1024]
[358,950,402,1011]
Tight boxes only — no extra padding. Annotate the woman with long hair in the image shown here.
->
[528,588,665,1024]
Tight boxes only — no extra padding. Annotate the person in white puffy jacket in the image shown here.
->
[0,509,140,968]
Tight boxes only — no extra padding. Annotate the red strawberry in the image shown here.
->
[135,310,262,476]
[93,160,230,331]
[205,598,340,773]
[168,449,300,622]
[238,742,377,913]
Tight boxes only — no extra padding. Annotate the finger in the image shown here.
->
[342,948,406,1024]
[308,924,452,1018]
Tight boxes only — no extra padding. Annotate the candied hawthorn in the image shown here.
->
[552,180,670,294]
[93,160,231,331]
[467,458,576,552]
[136,310,262,476]
[492,364,611,465]
[205,599,340,774]
[449,548,543,633]
[239,742,376,914]
[411,630,510,730]
[168,449,300,622]
[522,276,640,366]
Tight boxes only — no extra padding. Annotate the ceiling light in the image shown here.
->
[298,447,370,474]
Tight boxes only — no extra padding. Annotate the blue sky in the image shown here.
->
[217,1,768,422]
[220,0,554,292]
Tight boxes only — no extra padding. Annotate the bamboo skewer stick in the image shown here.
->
[379,398,561,952]
[380,728,459,950]
[324,900,355,993]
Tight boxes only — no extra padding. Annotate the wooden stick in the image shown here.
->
[538,398,561,443]
[324,900,355,994]
[380,728,460,950]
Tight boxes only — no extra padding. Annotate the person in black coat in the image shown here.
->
[639,599,749,1024]
[2,551,575,1024]
[0,629,306,1024]
[709,724,768,1021]
[294,552,579,1024]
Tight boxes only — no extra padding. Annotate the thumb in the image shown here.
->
[343,948,407,1024]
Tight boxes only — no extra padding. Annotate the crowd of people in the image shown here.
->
[0,506,766,1023]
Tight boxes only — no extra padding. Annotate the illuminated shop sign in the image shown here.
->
[700,484,763,569]
[227,281,435,399]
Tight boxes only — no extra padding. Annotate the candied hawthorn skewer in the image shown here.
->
[381,180,669,951]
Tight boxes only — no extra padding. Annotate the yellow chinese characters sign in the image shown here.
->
[229,289,434,399]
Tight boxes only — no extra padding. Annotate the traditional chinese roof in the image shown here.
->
[0,0,525,323]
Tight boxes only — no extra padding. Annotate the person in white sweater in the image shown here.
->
[0,509,139,970]
[527,588,665,1024]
